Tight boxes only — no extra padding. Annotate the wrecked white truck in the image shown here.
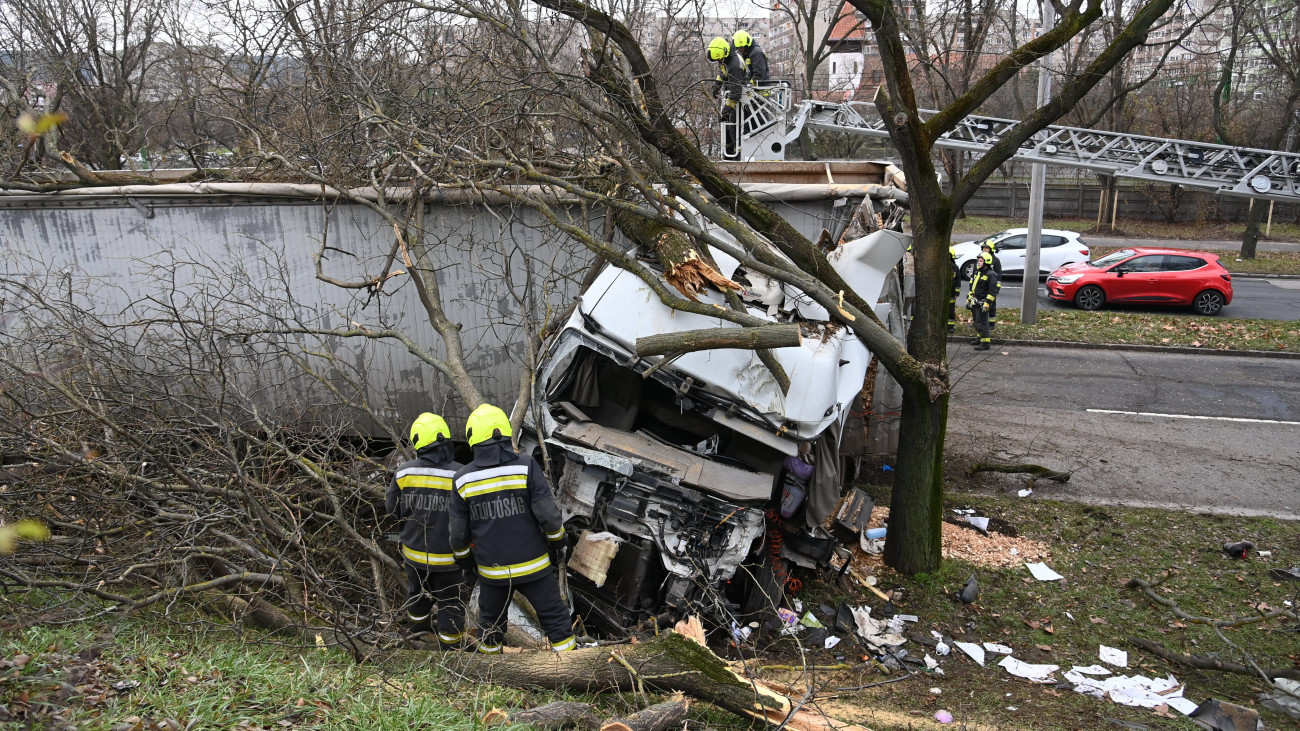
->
[523,222,910,634]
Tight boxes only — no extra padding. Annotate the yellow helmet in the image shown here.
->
[732,30,753,49]
[466,404,512,447]
[708,37,730,61]
[980,252,994,265]
[409,412,450,451]
[949,245,957,258]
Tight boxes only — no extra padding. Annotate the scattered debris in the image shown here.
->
[850,606,906,650]
[1017,488,1034,498]
[934,709,953,724]
[1269,566,1300,581]
[856,508,1051,569]
[1099,645,1128,668]
[1066,670,1196,715]
[955,575,980,604]
[1259,678,1300,720]
[1026,562,1064,581]
[1221,540,1253,559]
[997,656,1059,683]
[965,516,990,534]
[983,642,1013,655]
[1188,699,1261,731]
[823,636,841,650]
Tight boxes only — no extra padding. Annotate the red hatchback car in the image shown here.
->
[1046,248,1233,316]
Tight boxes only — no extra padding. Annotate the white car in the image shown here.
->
[954,228,1090,280]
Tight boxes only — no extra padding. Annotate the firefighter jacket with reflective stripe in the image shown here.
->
[449,437,566,585]
[713,53,746,104]
[968,265,1000,307]
[742,45,769,82]
[385,442,463,571]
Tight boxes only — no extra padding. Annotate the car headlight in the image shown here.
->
[1053,274,1082,284]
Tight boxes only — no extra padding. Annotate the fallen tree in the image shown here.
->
[454,622,870,731]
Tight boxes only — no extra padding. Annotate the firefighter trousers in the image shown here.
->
[403,562,470,647]
[477,573,575,653]
[970,303,992,344]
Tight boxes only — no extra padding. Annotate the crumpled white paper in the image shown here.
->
[851,606,906,649]
[997,655,1059,683]
[954,641,985,666]
[1026,562,1064,581]
[1099,645,1128,668]
[983,642,1013,655]
[1065,670,1192,714]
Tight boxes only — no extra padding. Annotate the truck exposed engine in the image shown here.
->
[524,219,910,633]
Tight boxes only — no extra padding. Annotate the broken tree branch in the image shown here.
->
[1128,638,1300,681]
[600,697,691,731]
[635,324,802,358]
[449,629,871,731]
[966,462,1071,482]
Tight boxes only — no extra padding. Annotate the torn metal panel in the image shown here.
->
[554,421,773,503]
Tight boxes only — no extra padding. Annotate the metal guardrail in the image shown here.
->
[785,101,1300,203]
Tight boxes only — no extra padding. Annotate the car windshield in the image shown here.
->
[1089,249,1135,268]
[971,231,1011,248]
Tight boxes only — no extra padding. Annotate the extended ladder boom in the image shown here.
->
[784,100,1300,203]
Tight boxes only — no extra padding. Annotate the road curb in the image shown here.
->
[1229,272,1300,280]
[947,336,1300,360]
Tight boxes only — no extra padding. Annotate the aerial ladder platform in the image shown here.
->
[724,85,1300,204]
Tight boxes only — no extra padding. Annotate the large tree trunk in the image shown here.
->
[884,217,953,575]
[1240,198,1267,260]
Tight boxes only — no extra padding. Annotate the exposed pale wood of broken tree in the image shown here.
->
[635,324,802,357]
[1128,638,1300,681]
[965,462,1071,482]
[600,696,691,731]
[614,210,738,301]
[449,621,873,731]
[482,701,603,729]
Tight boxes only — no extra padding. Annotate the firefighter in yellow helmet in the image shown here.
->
[947,244,960,334]
[708,36,745,158]
[967,252,999,350]
[449,404,575,653]
[731,30,769,83]
[385,412,469,647]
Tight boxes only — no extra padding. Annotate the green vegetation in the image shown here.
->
[4,495,1296,730]
[955,307,1300,352]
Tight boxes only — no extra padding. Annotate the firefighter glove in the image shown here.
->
[548,540,568,567]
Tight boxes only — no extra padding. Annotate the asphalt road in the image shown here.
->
[985,277,1300,321]
[945,344,1300,519]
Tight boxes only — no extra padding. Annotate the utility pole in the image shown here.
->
[1021,0,1055,324]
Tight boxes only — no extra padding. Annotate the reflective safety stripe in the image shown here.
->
[980,337,991,343]
[408,612,430,622]
[546,527,565,541]
[439,632,463,643]
[478,643,502,654]
[456,465,530,498]
[458,475,528,499]
[478,554,550,580]
[453,546,472,559]
[403,545,456,566]
[396,467,455,490]
[551,635,577,652]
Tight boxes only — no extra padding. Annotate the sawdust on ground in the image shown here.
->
[858,507,1052,569]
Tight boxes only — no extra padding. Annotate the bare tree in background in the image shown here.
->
[0,0,181,170]
[1213,0,1300,256]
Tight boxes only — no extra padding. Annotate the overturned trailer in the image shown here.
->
[0,164,912,630]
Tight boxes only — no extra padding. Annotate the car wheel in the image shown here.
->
[1074,284,1105,311]
[960,260,976,281]
[1192,289,1225,316]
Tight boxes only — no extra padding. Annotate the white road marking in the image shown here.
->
[1265,279,1300,290]
[1086,408,1300,426]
